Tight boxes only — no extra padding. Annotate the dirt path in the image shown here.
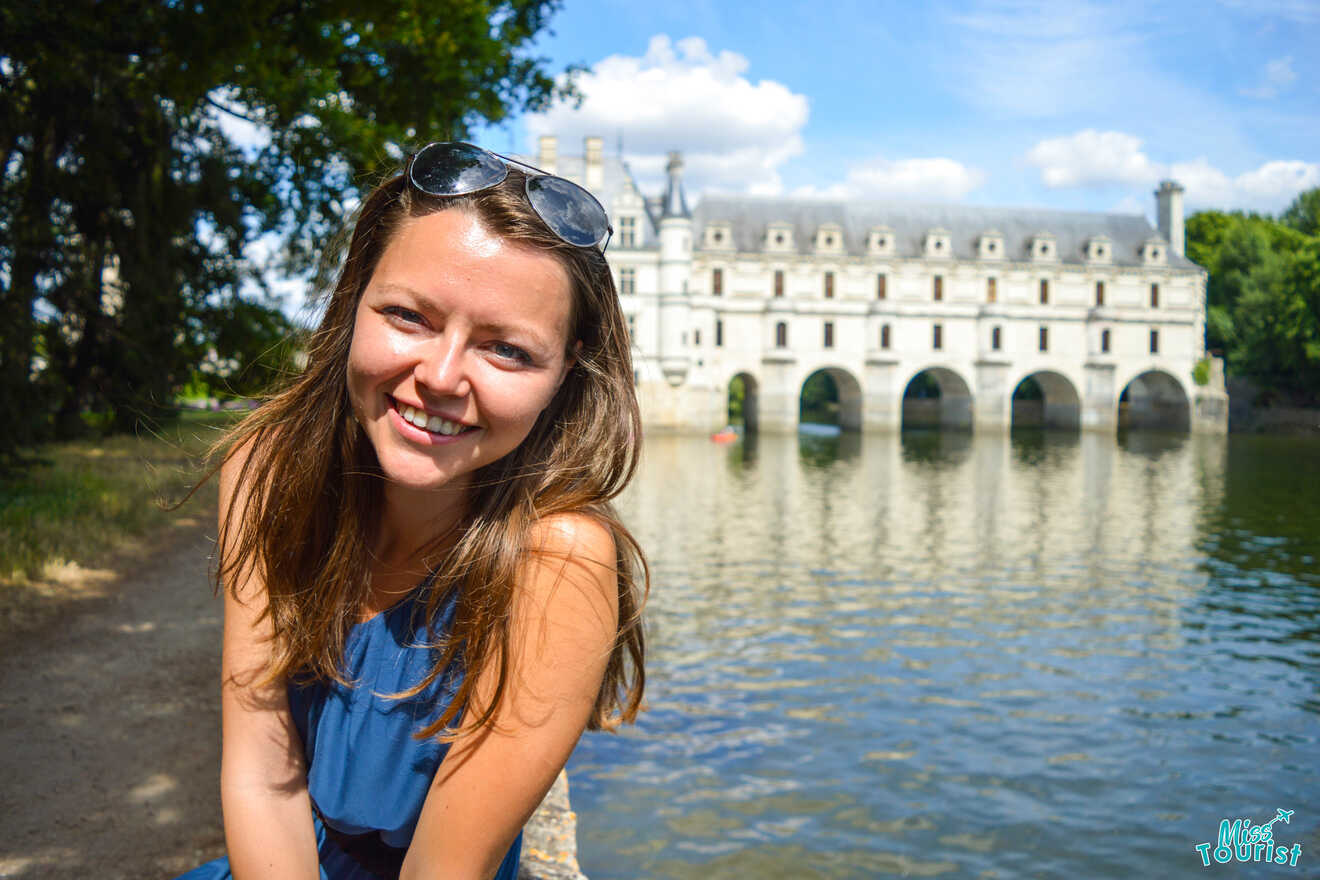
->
[0,520,226,879]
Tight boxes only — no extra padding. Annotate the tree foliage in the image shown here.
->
[1186,188,1320,403]
[1,0,573,461]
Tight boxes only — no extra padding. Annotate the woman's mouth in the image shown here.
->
[389,396,477,438]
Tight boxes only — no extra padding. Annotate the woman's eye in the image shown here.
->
[383,306,425,325]
[492,342,532,364]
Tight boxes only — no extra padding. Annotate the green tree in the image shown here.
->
[1,0,574,462]
[1281,188,1320,237]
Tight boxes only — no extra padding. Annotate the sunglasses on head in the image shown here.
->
[407,142,613,252]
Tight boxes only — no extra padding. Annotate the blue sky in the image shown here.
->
[473,0,1320,220]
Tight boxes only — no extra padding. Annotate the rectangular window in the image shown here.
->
[933,323,943,350]
[881,324,891,349]
[987,277,997,304]
[1040,279,1050,304]
[1150,328,1160,354]
[933,275,943,301]
[1039,326,1049,352]
[1101,328,1111,353]
[824,271,835,299]
[619,267,635,295]
[992,326,1002,351]
[823,321,834,348]
[1151,283,1160,308]
[774,269,784,298]
[775,321,788,347]
[877,273,887,300]
[1095,280,1105,306]
[715,319,723,347]
[712,268,723,296]
[693,328,701,346]
[627,314,636,340]
[618,216,636,249]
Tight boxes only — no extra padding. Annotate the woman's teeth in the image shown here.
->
[401,404,468,436]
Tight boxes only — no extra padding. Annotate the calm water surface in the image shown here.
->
[567,430,1320,879]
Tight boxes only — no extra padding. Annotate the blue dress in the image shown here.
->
[177,583,521,880]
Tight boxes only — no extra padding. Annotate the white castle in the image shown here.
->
[527,136,1228,433]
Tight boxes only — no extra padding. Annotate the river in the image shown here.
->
[566,429,1320,878]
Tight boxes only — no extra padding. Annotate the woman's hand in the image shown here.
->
[401,513,620,880]
[217,445,321,880]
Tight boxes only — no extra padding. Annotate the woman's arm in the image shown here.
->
[400,513,621,880]
[217,446,321,880]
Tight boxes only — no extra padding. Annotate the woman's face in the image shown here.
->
[347,208,575,497]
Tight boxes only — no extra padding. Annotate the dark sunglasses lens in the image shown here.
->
[525,175,610,248]
[410,142,506,196]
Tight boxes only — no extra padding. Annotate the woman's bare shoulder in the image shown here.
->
[528,510,616,567]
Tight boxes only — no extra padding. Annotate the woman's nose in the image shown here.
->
[415,333,471,399]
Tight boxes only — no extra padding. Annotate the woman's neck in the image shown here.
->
[374,476,471,570]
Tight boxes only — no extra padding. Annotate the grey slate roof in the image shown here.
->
[692,196,1199,269]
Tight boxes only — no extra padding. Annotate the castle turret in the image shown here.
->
[658,151,693,385]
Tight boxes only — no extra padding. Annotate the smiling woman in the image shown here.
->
[176,144,647,880]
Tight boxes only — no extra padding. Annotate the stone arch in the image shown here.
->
[798,366,863,431]
[1010,369,1082,430]
[727,371,760,432]
[1118,368,1190,431]
[901,366,973,430]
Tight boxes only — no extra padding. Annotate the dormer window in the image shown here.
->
[1141,238,1168,265]
[705,222,734,250]
[815,223,844,254]
[1085,236,1112,264]
[868,226,895,256]
[978,231,1004,260]
[924,228,952,258]
[765,222,795,253]
[1030,233,1057,262]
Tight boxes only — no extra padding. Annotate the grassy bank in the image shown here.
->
[0,411,242,613]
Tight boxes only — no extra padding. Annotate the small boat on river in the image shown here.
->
[710,426,739,444]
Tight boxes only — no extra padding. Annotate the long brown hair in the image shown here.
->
[214,163,646,738]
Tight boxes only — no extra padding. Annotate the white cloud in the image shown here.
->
[1026,130,1161,187]
[1026,129,1320,212]
[526,35,808,195]
[1239,56,1298,100]
[794,157,985,202]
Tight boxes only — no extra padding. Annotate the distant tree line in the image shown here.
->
[1187,188,1320,404]
[1,0,574,466]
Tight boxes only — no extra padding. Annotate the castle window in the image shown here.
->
[824,321,835,348]
[992,326,1002,351]
[881,324,891,349]
[933,275,943,301]
[1039,326,1049,352]
[877,273,887,300]
[1039,279,1050,304]
[1101,328,1111,353]
[712,268,723,296]
[716,319,723,347]
[987,277,997,304]
[774,270,784,298]
[824,271,835,299]
[619,267,635,295]
[618,216,636,249]
[1095,281,1105,306]
[933,324,943,350]
[1150,329,1160,354]
[627,313,636,340]
[693,329,701,346]
[1151,283,1160,308]
[775,321,788,348]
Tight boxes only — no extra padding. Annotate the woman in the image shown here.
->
[179,142,646,880]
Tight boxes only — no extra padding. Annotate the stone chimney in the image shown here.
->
[537,135,558,175]
[584,136,603,191]
[1155,180,1185,258]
